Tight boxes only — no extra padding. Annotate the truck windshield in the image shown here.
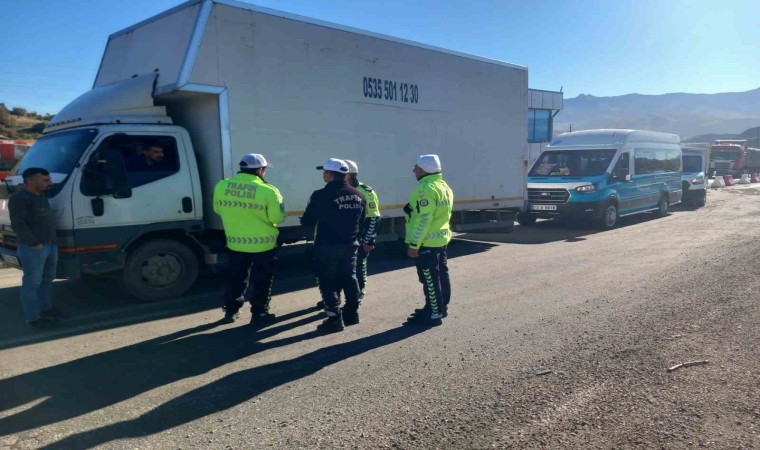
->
[529,149,617,177]
[710,151,742,161]
[682,155,703,173]
[12,128,98,177]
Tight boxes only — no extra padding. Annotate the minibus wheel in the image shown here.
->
[697,192,707,207]
[656,196,669,217]
[598,202,618,229]
[517,212,537,226]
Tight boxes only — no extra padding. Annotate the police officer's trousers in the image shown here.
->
[314,244,361,316]
[224,248,276,314]
[356,246,369,293]
[414,245,451,318]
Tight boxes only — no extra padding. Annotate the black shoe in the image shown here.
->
[343,310,359,326]
[404,314,443,327]
[413,308,448,318]
[220,309,239,324]
[41,307,65,319]
[250,312,276,326]
[28,316,58,329]
[316,300,325,309]
[317,315,344,333]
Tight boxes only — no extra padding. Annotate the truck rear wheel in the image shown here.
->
[121,239,199,301]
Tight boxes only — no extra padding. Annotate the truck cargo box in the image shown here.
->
[93,0,528,230]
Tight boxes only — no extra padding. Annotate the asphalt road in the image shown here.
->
[0,186,758,449]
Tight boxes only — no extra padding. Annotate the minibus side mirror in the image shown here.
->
[612,168,631,183]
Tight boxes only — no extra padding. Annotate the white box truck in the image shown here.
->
[0,0,529,300]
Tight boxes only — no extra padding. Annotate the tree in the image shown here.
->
[0,104,11,127]
[10,107,27,117]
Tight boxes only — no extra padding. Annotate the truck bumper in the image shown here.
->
[0,245,82,279]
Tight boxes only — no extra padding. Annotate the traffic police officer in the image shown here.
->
[301,158,365,332]
[404,154,454,326]
[213,153,285,324]
[345,159,381,299]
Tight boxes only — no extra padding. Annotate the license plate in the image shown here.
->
[1,254,19,266]
[532,204,557,211]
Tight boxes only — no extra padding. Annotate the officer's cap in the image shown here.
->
[239,153,269,169]
[416,154,442,173]
[344,159,359,174]
[316,158,349,174]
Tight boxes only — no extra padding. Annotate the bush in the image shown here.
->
[0,124,18,139]
[10,107,27,117]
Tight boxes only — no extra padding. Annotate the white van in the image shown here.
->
[681,144,709,206]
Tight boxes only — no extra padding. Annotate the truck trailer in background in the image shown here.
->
[0,0,549,300]
[706,140,760,178]
[0,140,30,181]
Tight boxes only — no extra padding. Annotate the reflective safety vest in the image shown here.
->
[213,172,285,253]
[356,183,381,219]
[404,173,454,249]
[356,182,381,244]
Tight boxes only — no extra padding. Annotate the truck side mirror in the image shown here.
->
[81,149,132,198]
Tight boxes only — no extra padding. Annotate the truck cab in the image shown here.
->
[0,75,207,300]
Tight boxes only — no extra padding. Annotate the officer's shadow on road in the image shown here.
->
[0,239,497,350]
[0,314,429,450]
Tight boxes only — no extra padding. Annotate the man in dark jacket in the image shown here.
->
[9,168,60,328]
[301,158,365,332]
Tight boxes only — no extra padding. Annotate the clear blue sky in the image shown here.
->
[2,0,758,114]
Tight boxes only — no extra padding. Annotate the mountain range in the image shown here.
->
[555,87,760,141]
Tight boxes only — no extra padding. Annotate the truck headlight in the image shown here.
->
[575,184,597,193]
[691,177,704,184]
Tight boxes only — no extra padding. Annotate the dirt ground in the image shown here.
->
[0,185,758,449]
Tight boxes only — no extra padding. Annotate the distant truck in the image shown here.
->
[0,140,30,181]
[0,0,531,300]
[520,129,682,229]
[707,139,760,177]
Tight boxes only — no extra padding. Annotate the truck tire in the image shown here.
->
[517,212,536,226]
[655,195,669,217]
[121,239,199,301]
[597,201,618,229]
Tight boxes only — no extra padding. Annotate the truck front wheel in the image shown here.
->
[121,239,199,301]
